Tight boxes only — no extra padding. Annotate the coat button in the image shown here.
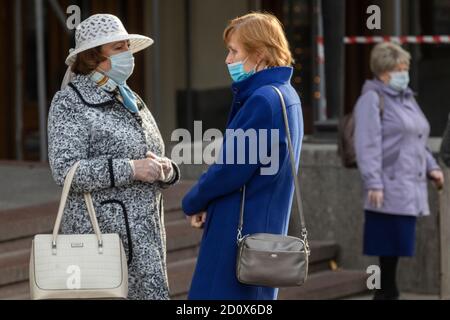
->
[419,172,423,177]
[418,134,423,139]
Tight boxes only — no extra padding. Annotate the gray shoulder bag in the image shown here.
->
[236,86,310,288]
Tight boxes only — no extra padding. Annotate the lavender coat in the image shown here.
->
[354,79,440,217]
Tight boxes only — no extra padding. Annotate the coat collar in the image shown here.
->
[371,78,415,98]
[225,67,293,126]
[69,74,116,107]
[231,66,294,102]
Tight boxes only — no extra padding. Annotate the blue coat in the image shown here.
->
[354,79,440,216]
[182,67,303,300]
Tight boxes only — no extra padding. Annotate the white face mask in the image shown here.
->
[388,71,410,91]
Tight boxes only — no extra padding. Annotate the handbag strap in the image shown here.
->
[237,86,308,246]
[51,161,104,254]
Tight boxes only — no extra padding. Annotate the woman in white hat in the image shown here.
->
[47,14,180,300]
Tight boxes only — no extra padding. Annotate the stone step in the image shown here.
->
[165,209,185,223]
[0,236,337,289]
[167,246,199,264]
[0,254,359,300]
[0,203,57,242]
[167,269,370,300]
[0,162,61,212]
[165,219,203,252]
[162,180,195,223]
[0,220,202,288]
[165,241,340,298]
[0,257,198,300]
[0,237,34,287]
[278,269,370,300]
[1,272,369,301]
[0,249,29,287]
[309,240,338,265]
[0,179,195,264]
[0,178,349,300]
[168,258,197,297]
[0,180,195,243]
[0,237,33,254]
[0,281,30,300]
[161,180,196,212]
[0,206,190,243]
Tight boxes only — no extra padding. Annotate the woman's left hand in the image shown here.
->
[429,170,445,190]
[188,212,207,229]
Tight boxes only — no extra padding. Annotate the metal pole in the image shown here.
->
[439,162,450,299]
[152,0,161,120]
[144,0,153,114]
[35,0,48,162]
[15,0,23,160]
[321,0,345,121]
[185,0,193,134]
[410,0,421,93]
[316,0,327,122]
[394,0,402,36]
[47,0,72,34]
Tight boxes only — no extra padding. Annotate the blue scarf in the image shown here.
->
[90,71,139,113]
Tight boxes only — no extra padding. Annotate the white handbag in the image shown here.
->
[29,161,128,300]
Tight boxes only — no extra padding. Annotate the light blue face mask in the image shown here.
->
[96,50,139,113]
[104,50,135,85]
[227,57,256,82]
[389,71,410,91]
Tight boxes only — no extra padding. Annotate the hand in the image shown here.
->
[132,158,164,183]
[146,151,174,182]
[368,190,384,209]
[429,170,444,190]
[187,212,207,229]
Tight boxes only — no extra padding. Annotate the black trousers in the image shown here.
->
[374,256,399,300]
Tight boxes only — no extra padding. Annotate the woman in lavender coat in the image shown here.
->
[354,43,444,300]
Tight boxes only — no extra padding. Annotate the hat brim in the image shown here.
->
[65,34,154,66]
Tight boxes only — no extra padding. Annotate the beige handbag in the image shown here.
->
[236,86,310,288]
[29,162,128,300]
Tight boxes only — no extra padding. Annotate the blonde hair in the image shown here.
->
[223,12,293,67]
[370,42,411,76]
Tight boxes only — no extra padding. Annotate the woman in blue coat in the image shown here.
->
[182,13,303,300]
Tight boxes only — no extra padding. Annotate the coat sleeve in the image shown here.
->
[48,91,134,193]
[426,148,440,173]
[158,161,181,189]
[354,91,384,190]
[182,94,274,216]
[440,115,450,168]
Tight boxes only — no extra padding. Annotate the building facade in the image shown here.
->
[0,0,449,161]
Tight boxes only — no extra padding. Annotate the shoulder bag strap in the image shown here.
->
[237,86,308,247]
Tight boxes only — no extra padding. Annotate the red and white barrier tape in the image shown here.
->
[316,35,450,45]
[344,35,450,44]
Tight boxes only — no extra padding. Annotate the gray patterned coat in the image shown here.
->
[47,74,180,300]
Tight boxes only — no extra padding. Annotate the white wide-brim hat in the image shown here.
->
[65,13,154,66]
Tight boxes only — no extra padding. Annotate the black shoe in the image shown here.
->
[373,290,385,300]
[373,290,399,300]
